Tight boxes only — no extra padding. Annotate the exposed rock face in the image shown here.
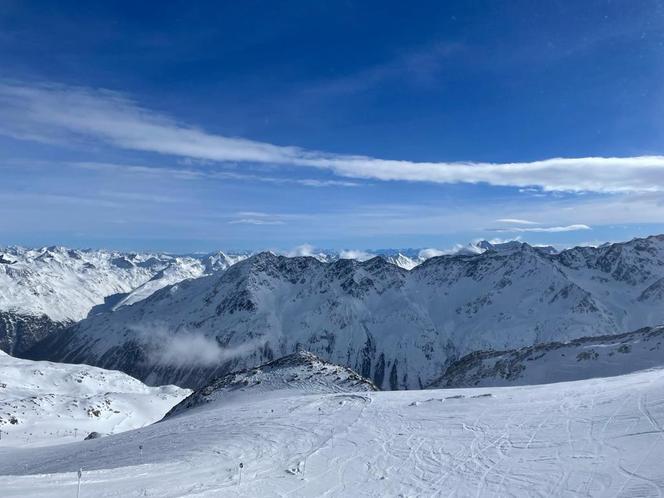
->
[163,350,377,420]
[430,325,664,388]
[0,311,69,356]
[26,235,664,390]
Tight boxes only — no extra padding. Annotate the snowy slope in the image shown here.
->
[0,244,424,326]
[0,350,190,448]
[432,325,664,388]
[0,246,186,323]
[0,246,249,354]
[165,351,377,419]
[32,235,664,391]
[1,367,664,496]
[108,258,208,310]
[200,251,249,273]
[0,242,478,333]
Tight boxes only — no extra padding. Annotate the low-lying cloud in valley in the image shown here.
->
[130,322,267,367]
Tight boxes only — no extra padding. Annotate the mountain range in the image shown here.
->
[0,241,522,356]
[0,246,247,355]
[23,234,664,391]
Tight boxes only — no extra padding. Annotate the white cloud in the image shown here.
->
[3,81,664,193]
[486,237,522,245]
[417,243,487,259]
[286,244,317,257]
[495,218,540,225]
[229,219,285,225]
[490,224,591,233]
[338,249,374,261]
[227,211,302,226]
[75,162,360,188]
[295,179,360,188]
[418,248,446,259]
[129,322,266,367]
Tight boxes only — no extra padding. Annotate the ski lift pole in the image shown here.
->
[76,468,82,498]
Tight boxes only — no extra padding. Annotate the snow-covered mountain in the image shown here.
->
[382,252,420,270]
[0,246,185,322]
[165,351,376,419]
[477,239,558,255]
[0,242,437,356]
[28,235,664,391]
[431,325,664,388]
[2,366,664,496]
[0,350,190,447]
[0,242,478,355]
[0,246,248,354]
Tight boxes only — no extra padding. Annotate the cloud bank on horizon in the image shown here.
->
[1,81,664,195]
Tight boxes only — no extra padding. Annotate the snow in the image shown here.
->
[0,247,202,323]
[433,325,664,388]
[0,240,545,330]
[165,351,377,419]
[0,350,190,448]
[1,366,664,496]
[0,246,249,323]
[40,235,664,391]
[112,259,207,310]
[0,243,423,332]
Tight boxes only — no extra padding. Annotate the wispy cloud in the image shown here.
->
[338,249,374,261]
[129,322,267,366]
[285,244,318,257]
[489,224,591,233]
[495,218,540,225]
[2,81,664,193]
[227,211,294,226]
[75,161,360,188]
[301,41,464,97]
[229,218,285,225]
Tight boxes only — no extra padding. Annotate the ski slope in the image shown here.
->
[1,367,664,497]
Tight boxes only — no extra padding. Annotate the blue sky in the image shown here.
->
[2,0,664,252]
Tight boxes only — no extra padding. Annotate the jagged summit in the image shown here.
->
[0,254,16,265]
[163,350,377,419]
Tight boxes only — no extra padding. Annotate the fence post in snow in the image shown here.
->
[76,468,82,498]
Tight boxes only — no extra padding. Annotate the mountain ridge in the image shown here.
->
[430,324,664,388]
[27,234,664,390]
[163,350,377,420]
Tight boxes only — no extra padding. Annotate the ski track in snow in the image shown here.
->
[1,368,664,496]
